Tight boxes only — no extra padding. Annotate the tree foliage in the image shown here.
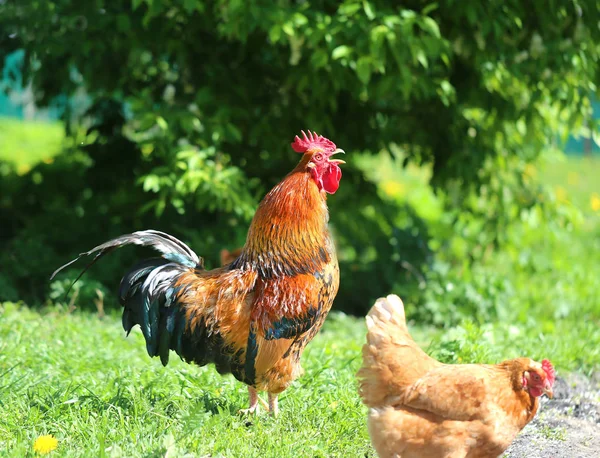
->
[1,0,599,315]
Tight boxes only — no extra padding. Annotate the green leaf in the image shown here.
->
[421,3,439,15]
[142,175,160,193]
[438,80,454,105]
[371,24,388,41]
[332,45,353,60]
[441,53,450,67]
[420,17,441,38]
[339,2,362,16]
[311,49,329,69]
[516,118,527,136]
[293,13,308,26]
[363,1,375,20]
[356,56,372,84]
[401,9,417,20]
[416,49,428,68]
[282,22,295,37]
[156,116,168,130]
[269,25,282,43]
[155,197,166,216]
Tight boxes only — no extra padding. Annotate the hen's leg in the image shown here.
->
[268,392,279,417]
[238,386,269,415]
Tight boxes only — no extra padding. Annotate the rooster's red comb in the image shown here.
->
[542,359,556,385]
[291,130,336,153]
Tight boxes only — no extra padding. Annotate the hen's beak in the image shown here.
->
[329,148,346,165]
[543,380,554,399]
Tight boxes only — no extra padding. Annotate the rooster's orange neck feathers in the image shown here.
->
[234,157,333,278]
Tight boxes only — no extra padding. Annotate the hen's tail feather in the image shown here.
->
[50,230,203,365]
[358,294,439,407]
[365,294,408,341]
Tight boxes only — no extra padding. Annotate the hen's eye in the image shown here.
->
[532,373,541,381]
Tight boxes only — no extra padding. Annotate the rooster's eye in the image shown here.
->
[314,154,323,161]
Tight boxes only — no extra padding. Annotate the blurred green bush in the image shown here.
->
[1,1,599,319]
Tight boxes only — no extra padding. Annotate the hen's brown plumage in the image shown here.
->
[358,295,555,458]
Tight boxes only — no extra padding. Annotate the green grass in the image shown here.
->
[0,303,371,457]
[539,153,600,214]
[0,117,64,173]
[3,301,598,458]
[538,425,568,442]
[2,300,599,457]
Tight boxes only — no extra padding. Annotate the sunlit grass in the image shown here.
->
[539,154,600,217]
[1,293,598,456]
[0,117,64,173]
[0,302,371,457]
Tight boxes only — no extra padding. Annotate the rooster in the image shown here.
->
[358,294,555,458]
[52,130,345,416]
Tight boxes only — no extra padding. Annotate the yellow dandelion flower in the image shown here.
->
[567,171,579,186]
[523,163,537,180]
[33,435,58,455]
[554,185,568,203]
[17,164,31,175]
[381,180,406,198]
[591,193,600,212]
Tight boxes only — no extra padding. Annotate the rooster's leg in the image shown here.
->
[268,392,279,417]
[238,386,268,415]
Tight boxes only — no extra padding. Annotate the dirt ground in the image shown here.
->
[504,373,600,458]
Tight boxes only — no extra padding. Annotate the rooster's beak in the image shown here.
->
[329,148,346,165]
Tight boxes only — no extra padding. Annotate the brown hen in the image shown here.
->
[358,294,555,458]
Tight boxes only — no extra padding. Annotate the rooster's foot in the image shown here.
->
[268,392,279,417]
[238,386,269,415]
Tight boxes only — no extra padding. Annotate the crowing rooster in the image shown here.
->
[358,295,555,458]
[52,131,345,416]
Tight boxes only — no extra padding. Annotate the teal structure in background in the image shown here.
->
[1,50,66,121]
[563,99,600,155]
[1,50,598,155]
[0,51,25,118]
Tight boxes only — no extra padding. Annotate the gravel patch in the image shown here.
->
[504,373,600,458]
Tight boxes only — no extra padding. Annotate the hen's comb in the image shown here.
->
[542,359,556,385]
[291,130,336,153]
